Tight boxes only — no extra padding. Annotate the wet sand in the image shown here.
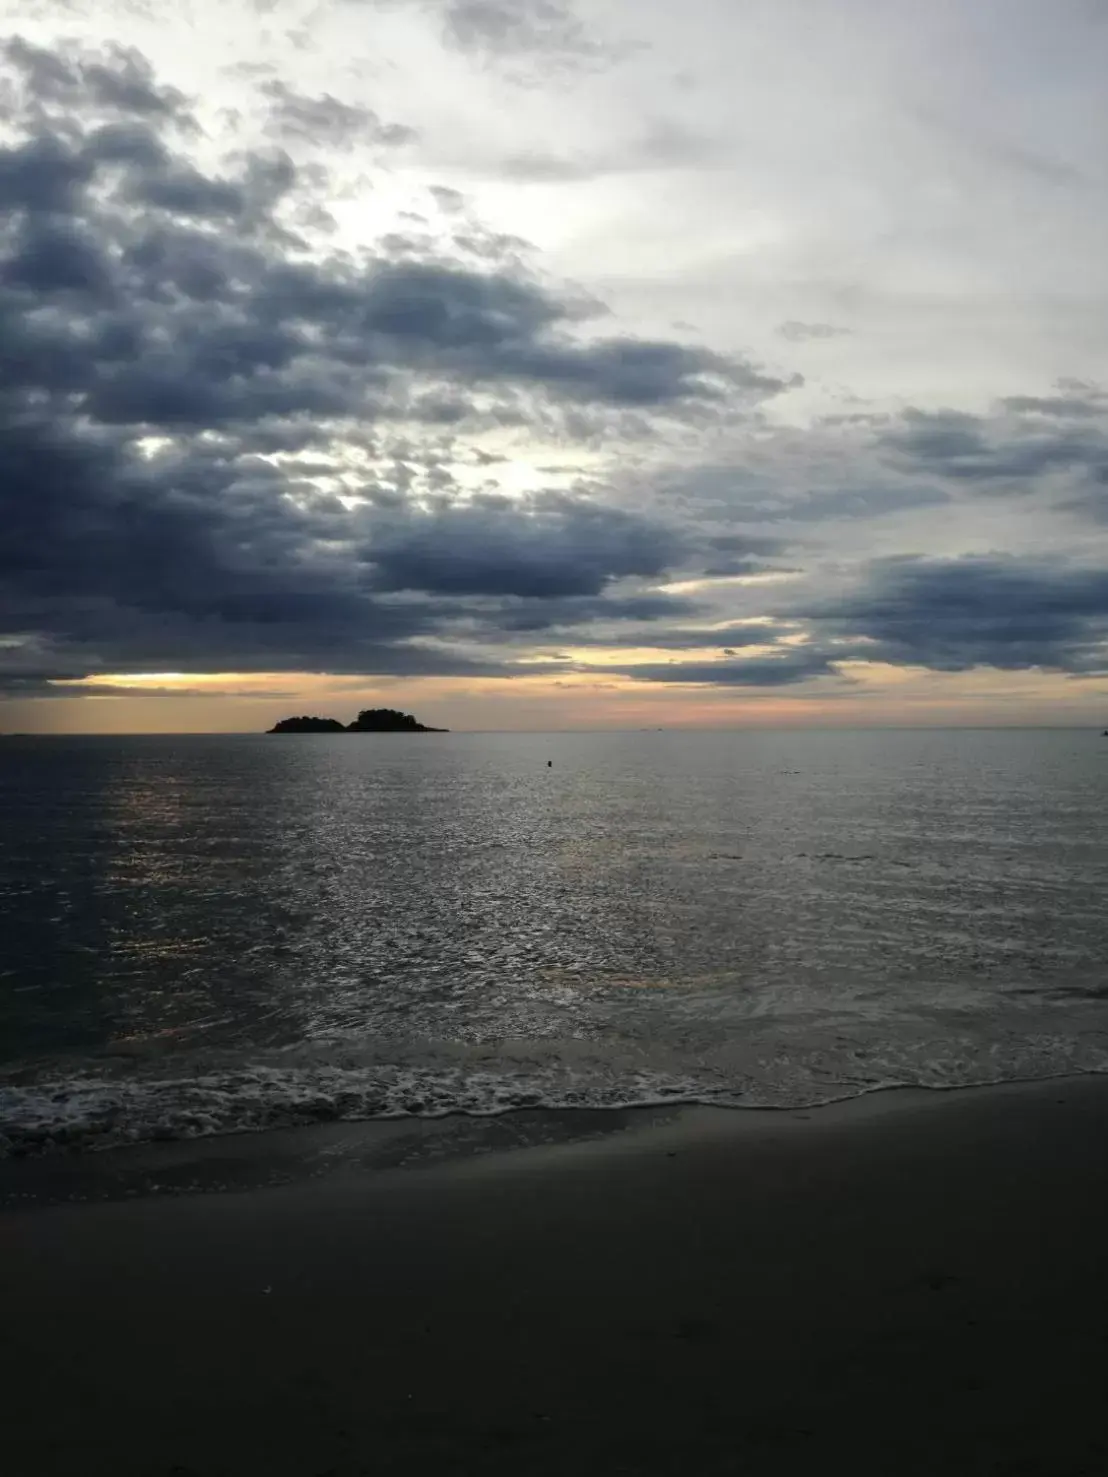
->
[4,1077,1108,1475]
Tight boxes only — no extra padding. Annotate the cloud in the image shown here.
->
[3,35,190,121]
[372,0,632,75]
[592,550,1108,687]
[1,35,782,441]
[1000,393,1106,419]
[2,216,112,293]
[499,334,784,406]
[443,0,590,55]
[260,79,418,149]
[879,397,1108,493]
[6,36,789,688]
[640,434,951,530]
[428,184,466,214]
[2,399,690,684]
[794,556,1108,674]
[365,492,680,597]
[601,648,846,687]
[777,321,851,342]
[9,22,1107,716]
[473,591,702,635]
[567,623,787,652]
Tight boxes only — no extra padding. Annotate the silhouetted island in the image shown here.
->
[268,716,347,733]
[268,708,446,734]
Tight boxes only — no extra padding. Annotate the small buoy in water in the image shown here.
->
[547,759,553,767]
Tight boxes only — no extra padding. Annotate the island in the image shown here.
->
[267,716,348,733]
[267,708,446,734]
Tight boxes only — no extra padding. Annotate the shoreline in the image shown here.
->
[6,1074,1108,1473]
[7,1053,1108,1173]
[2,1065,1103,1201]
[3,1068,1107,1206]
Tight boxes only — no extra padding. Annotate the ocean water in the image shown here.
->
[2,728,1107,1154]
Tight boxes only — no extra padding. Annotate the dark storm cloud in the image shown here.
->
[0,35,797,690]
[423,590,733,656]
[693,532,797,579]
[794,556,1108,674]
[557,623,789,652]
[705,533,783,556]
[365,492,680,597]
[880,410,992,468]
[0,409,538,682]
[123,163,255,222]
[0,135,93,216]
[879,402,1108,488]
[589,551,1108,684]
[484,591,702,633]
[601,648,846,687]
[700,557,790,578]
[2,216,112,293]
[497,335,781,406]
[0,36,773,421]
[82,119,171,169]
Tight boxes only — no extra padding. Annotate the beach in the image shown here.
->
[5,1075,1108,1475]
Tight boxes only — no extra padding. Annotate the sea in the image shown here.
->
[2,728,1107,1156]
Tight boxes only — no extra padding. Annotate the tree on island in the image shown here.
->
[347,708,444,732]
[267,708,446,733]
[267,716,347,733]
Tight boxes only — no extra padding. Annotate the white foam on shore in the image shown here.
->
[0,1064,716,1155]
[4,1026,1108,1157]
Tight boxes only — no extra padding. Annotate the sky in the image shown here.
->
[1,0,1107,732]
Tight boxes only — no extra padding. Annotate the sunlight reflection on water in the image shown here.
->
[2,729,1108,1149]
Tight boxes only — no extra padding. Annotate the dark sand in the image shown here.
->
[4,1077,1108,1476]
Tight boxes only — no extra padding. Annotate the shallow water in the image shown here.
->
[2,728,1107,1152]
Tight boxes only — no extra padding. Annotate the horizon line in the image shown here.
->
[2,723,1105,737]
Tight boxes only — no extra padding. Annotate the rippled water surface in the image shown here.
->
[2,729,1107,1151]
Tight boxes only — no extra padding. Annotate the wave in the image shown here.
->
[5,1029,1108,1157]
[1,1063,711,1155]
